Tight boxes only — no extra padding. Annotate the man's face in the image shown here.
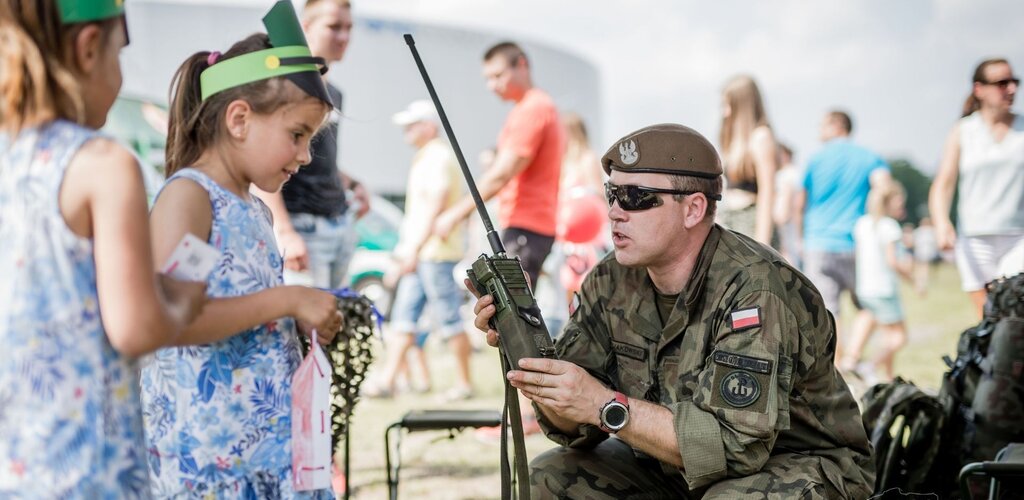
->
[607,170,691,269]
[402,120,433,147]
[482,55,525,101]
[819,117,840,142]
[303,2,352,64]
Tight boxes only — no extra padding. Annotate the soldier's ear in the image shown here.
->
[682,193,708,229]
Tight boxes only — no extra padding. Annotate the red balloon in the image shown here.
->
[557,193,606,243]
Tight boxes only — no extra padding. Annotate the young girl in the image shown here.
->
[0,0,206,496]
[843,182,913,381]
[141,3,342,497]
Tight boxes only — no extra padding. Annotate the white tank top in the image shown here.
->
[957,112,1024,236]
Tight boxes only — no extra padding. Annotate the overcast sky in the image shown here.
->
[359,0,1023,173]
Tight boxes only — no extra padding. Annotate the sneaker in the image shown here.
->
[438,386,474,403]
[854,362,880,387]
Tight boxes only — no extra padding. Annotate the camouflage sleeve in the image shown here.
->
[670,289,798,491]
[534,277,615,449]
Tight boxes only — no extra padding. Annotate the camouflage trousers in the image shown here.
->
[530,438,842,499]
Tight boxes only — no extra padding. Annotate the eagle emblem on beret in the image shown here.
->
[618,140,639,165]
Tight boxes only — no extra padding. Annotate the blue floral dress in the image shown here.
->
[0,121,151,498]
[140,169,333,499]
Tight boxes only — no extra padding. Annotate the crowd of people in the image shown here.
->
[1,0,1021,496]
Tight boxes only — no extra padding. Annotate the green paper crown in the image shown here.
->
[199,1,330,104]
[58,0,124,24]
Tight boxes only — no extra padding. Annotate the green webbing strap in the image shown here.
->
[199,46,319,101]
[58,0,124,24]
[499,351,532,500]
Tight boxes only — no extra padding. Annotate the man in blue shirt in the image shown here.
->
[795,110,891,366]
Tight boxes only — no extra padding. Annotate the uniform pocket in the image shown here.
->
[612,342,654,398]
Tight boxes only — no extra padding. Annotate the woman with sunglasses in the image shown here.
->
[929,58,1024,317]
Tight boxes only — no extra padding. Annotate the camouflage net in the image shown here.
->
[298,288,382,458]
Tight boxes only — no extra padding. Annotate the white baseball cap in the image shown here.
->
[392,99,439,126]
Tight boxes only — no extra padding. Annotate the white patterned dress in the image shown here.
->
[140,169,333,499]
[0,121,152,498]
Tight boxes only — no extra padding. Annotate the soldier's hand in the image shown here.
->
[470,290,500,348]
[508,358,611,427]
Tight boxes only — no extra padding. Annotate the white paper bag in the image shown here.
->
[292,329,332,491]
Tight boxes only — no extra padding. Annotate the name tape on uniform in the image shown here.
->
[713,350,772,374]
[613,340,647,361]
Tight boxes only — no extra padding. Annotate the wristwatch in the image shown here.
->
[598,391,630,433]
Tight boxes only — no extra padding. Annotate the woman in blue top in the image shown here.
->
[140,2,344,497]
[0,0,206,496]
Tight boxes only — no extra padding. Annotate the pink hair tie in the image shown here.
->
[207,51,221,66]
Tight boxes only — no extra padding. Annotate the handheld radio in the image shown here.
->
[402,35,556,371]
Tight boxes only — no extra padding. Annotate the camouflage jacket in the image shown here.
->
[539,225,874,496]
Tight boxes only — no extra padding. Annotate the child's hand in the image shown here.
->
[290,287,344,345]
[158,274,207,327]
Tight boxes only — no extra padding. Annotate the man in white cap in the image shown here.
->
[365,100,474,401]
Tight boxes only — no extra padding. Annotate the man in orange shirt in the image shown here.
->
[435,41,565,286]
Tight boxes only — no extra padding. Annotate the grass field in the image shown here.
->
[336,262,978,499]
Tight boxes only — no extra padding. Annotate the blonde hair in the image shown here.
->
[866,182,905,220]
[562,111,589,162]
[719,75,770,184]
[0,0,119,133]
[302,0,350,21]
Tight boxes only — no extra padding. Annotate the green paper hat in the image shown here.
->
[199,0,331,105]
[58,0,125,24]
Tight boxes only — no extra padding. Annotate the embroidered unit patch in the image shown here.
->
[720,370,760,408]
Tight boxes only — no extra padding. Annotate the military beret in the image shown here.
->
[601,123,723,179]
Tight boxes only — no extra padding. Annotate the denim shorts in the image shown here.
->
[859,295,904,325]
[390,260,465,339]
[283,212,357,288]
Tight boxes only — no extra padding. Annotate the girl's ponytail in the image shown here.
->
[165,51,213,178]
[962,58,1009,118]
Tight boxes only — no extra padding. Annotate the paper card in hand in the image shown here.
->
[292,329,332,491]
[162,233,220,282]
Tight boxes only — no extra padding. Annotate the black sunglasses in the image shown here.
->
[604,182,714,211]
[980,77,1020,89]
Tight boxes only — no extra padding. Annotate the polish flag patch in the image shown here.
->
[730,307,761,331]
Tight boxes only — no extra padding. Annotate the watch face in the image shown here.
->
[603,403,628,428]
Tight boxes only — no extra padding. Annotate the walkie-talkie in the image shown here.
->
[403,35,556,371]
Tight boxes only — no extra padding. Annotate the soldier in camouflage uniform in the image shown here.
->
[472,124,875,498]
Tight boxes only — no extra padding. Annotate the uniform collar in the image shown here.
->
[654,224,721,352]
[682,224,721,314]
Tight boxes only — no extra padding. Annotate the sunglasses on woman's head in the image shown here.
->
[604,182,714,211]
